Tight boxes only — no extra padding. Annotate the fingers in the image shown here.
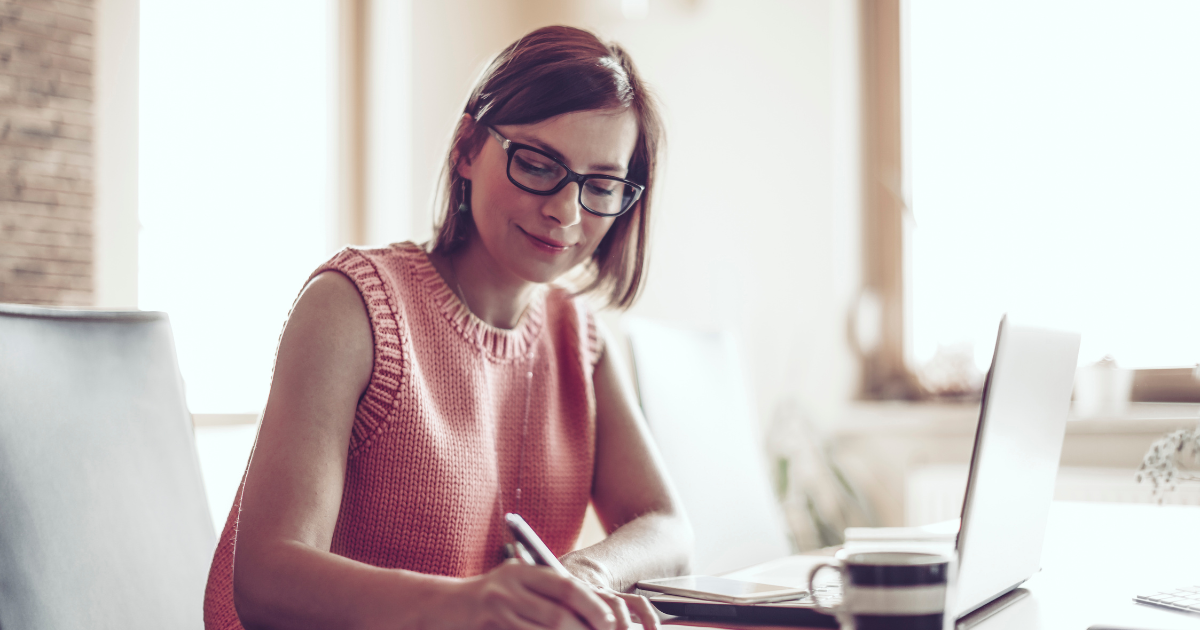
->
[594,589,634,629]
[617,592,660,630]
[488,562,661,630]
[511,606,590,630]
[498,608,559,630]
[521,567,616,630]
[507,584,590,630]
[581,587,659,630]
[501,563,614,630]
[475,563,583,630]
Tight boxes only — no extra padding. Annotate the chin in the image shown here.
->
[514,261,570,285]
[508,251,587,286]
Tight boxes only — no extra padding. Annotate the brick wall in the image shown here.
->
[0,0,93,306]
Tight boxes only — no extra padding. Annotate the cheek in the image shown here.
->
[473,173,524,228]
[580,217,617,254]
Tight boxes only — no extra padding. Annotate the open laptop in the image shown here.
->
[643,316,1081,626]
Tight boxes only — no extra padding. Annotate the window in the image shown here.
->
[909,0,1200,375]
[863,0,1200,401]
[139,0,330,414]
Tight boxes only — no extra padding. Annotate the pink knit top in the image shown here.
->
[203,242,603,629]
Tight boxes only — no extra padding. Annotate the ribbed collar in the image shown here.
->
[395,242,547,362]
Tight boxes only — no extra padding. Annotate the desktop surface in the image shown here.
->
[657,501,1199,630]
[972,500,1199,630]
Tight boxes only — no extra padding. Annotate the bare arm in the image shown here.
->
[232,272,619,630]
[560,322,694,594]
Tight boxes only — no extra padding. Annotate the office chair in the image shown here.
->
[0,303,214,629]
[624,317,793,575]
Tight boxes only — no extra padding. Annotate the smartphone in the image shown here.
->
[636,575,808,604]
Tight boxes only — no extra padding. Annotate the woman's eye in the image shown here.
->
[585,181,617,197]
[514,154,554,176]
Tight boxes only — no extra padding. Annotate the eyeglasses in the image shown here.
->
[487,127,644,218]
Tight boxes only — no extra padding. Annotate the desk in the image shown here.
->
[661,501,1200,629]
[974,501,1199,630]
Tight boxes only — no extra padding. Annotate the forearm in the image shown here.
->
[560,510,692,593]
[234,540,455,630]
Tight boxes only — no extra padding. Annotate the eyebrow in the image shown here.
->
[510,134,627,175]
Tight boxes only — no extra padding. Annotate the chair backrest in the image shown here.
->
[0,303,214,630]
[624,317,792,575]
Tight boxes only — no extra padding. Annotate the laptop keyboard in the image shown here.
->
[1135,585,1200,614]
[798,573,842,606]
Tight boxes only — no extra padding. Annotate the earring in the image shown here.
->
[457,180,470,213]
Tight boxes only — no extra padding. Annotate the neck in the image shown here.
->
[432,235,540,330]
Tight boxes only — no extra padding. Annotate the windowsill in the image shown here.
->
[830,401,1199,527]
[836,401,1200,437]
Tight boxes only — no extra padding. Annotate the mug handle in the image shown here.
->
[806,561,844,617]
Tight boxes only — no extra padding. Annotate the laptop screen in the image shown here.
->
[953,317,1080,618]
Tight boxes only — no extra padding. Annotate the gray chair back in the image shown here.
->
[0,303,214,629]
[624,317,793,575]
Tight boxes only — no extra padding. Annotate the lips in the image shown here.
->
[519,226,572,253]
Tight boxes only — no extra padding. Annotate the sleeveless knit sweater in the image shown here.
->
[203,242,602,629]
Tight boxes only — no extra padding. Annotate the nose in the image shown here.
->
[542,182,583,228]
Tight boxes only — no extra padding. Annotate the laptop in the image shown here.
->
[643,316,1081,626]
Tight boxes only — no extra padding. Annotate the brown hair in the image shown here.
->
[430,25,663,310]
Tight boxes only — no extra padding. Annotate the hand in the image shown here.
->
[433,560,618,630]
[561,554,660,630]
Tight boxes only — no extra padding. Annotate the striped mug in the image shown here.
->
[807,550,954,630]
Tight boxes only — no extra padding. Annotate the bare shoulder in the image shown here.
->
[295,269,370,324]
[294,270,371,339]
[272,270,374,409]
[235,270,375,559]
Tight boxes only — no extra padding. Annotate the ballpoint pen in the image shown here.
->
[505,513,573,579]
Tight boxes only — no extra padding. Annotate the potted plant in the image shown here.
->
[1137,424,1200,501]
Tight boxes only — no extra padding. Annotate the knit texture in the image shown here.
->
[203,242,603,629]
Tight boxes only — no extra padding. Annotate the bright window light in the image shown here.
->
[910,0,1200,371]
[139,0,329,413]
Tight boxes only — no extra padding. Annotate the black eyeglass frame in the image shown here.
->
[486,127,645,218]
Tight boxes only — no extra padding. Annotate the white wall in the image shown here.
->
[408,0,532,243]
[405,0,865,429]
[596,0,864,430]
[97,0,865,427]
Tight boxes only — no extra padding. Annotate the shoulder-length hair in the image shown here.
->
[430,25,663,311]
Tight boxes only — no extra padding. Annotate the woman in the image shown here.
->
[203,26,692,630]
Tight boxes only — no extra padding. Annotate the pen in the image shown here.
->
[505,513,573,579]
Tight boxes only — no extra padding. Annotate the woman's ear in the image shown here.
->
[452,113,478,180]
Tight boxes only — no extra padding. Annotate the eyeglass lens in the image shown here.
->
[509,148,637,216]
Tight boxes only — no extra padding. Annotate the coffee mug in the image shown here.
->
[807,549,954,630]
